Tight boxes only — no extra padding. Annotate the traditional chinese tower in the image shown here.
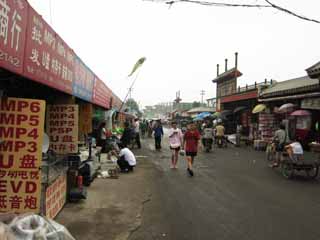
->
[212,52,242,111]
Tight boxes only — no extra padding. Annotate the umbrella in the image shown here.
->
[212,112,221,119]
[233,106,247,114]
[290,110,312,116]
[220,110,232,118]
[196,112,211,119]
[252,104,266,114]
[278,103,296,113]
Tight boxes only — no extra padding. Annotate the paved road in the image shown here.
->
[129,131,320,240]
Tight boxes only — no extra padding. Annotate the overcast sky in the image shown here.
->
[28,0,320,108]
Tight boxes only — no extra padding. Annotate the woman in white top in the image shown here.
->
[285,140,304,162]
[168,121,183,169]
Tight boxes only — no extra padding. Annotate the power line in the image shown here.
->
[265,0,320,24]
[165,0,271,8]
[145,0,320,24]
[200,90,205,104]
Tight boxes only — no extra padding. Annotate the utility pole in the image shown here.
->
[200,90,205,105]
[128,87,133,99]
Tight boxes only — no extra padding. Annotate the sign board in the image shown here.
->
[45,174,66,219]
[0,97,45,213]
[73,57,94,102]
[46,105,78,154]
[92,77,111,109]
[301,98,320,110]
[0,0,28,74]
[24,6,74,94]
[79,103,93,135]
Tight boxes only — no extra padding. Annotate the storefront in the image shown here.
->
[0,0,122,218]
[258,75,319,147]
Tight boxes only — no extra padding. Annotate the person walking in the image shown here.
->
[97,122,107,152]
[182,121,201,177]
[121,121,133,148]
[168,121,183,169]
[153,120,164,150]
[133,118,141,149]
[140,120,147,138]
[147,121,153,138]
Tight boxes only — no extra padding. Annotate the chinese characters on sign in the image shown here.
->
[46,105,78,154]
[45,174,66,219]
[73,57,95,102]
[0,2,121,110]
[0,0,28,74]
[79,103,93,135]
[23,6,74,94]
[92,77,111,109]
[0,97,45,213]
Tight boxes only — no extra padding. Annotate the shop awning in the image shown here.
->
[290,110,312,116]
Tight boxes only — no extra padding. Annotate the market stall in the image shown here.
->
[0,0,122,218]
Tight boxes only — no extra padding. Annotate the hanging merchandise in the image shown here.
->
[258,113,275,141]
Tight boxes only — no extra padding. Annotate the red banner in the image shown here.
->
[0,0,28,74]
[23,6,74,94]
[92,77,111,109]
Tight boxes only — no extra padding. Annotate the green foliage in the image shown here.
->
[125,98,142,117]
[192,101,201,108]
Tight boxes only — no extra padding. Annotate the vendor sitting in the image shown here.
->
[284,139,304,162]
[112,143,136,173]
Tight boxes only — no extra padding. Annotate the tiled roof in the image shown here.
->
[212,68,242,83]
[260,76,318,98]
[306,61,320,79]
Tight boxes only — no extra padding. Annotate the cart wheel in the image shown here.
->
[281,161,294,179]
[306,165,319,179]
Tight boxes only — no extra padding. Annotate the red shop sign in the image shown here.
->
[23,6,74,94]
[0,0,28,74]
[92,77,111,109]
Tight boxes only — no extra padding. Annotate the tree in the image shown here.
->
[192,101,201,108]
[125,98,142,117]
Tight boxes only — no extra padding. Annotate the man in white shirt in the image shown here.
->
[113,143,137,172]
